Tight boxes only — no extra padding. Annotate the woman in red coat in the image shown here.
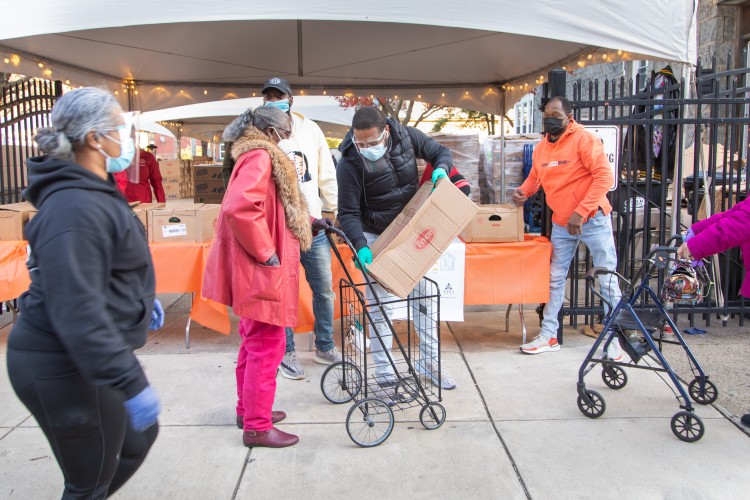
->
[203,106,329,448]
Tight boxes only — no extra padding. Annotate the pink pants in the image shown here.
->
[235,318,285,431]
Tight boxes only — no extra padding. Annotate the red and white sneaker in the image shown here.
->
[520,335,560,354]
[605,338,623,362]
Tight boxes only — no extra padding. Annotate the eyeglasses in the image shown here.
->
[270,126,292,138]
[353,129,387,149]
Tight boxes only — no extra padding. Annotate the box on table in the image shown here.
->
[460,204,524,243]
[368,179,478,299]
[147,203,221,243]
[131,203,167,238]
[194,179,225,201]
[0,202,37,240]
[192,156,211,165]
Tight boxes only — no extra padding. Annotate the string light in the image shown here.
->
[465,91,469,95]
[441,93,445,97]
[65,79,70,85]
[617,49,623,55]
[587,54,593,60]
[43,69,52,77]
[418,94,422,99]
[3,58,8,64]
[38,62,44,68]
[203,90,208,95]
[323,90,327,95]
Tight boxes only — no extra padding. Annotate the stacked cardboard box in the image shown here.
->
[483,134,542,204]
[159,159,194,200]
[431,133,482,204]
[0,202,37,240]
[193,164,225,204]
[147,203,221,243]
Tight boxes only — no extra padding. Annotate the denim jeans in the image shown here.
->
[540,211,621,340]
[362,232,438,377]
[285,231,335,353]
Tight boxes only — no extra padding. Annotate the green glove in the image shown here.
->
[431,166,449,184]
[355,247,373,272]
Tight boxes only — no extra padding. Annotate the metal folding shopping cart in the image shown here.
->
[577,241,718,443]
[319,227,446,447]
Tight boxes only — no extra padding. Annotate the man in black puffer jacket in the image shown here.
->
[337,106,458,393]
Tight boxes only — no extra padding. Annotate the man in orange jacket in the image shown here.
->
[513,96,621,357]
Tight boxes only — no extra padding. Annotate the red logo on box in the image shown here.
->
[414,227,436,251]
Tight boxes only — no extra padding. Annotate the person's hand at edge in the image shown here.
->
[354,246,373,272]
[124,385,160,432]
[149,299,164,331]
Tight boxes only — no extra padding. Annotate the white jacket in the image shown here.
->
[291,111,338,218]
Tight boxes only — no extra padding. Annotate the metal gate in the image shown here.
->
[0,78,62,204]
[559,54,749,333]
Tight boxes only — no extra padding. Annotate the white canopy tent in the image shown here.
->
[139,96,356,142]
[0,1,697,113]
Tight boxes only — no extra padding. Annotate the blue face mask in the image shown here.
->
[264,99,290,113]
[355,129,389,162]
[98,125,136,173]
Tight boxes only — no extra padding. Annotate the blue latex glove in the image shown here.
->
[684,228,695,242]
[149,299,164,331]
[355,247,373,272]
[431,166,449,184]
[124,385,160,432]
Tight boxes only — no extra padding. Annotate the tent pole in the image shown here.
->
[500,89,506,203]
[671,63,693,237]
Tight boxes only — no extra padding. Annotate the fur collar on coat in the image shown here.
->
[231,127,313,251]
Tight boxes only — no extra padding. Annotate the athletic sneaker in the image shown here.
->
[605,337,623,362]
[415,361,457,390]
[280,352,305,380]
[741,413,750,427]
[520,335,560,354]
[314,346,342,365]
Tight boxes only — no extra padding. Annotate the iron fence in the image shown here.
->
[556,54,750,336]
[0,78,62,204]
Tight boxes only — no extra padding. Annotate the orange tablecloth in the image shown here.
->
[0,241,231,334]
[294,236,552,331]
[0,241,30,303]
[0,236,551,335]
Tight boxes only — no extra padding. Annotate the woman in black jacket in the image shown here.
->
[6,87,162,499]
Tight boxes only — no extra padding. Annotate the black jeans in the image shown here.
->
[7,348,158,499]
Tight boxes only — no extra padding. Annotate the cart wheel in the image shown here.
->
[577,389,606,418]
[601,365,628,390]
[688,378,718,405]
[671,411,704,443]
[321,361,362,404]
[346,398,394,447]
[394,378,418,403]
[419,403,446,430]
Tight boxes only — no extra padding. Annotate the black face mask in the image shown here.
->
[543,117,567,136]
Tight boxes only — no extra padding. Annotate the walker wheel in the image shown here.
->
[346,398,394,447]
[321,361,362,404]
[601,365,628,390]
[419,403,446,430]
[577,389,606,418]
[671,411,704,443]
[688,377,718,405]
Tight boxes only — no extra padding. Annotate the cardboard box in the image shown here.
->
[158,159,182,180]
[194,179,226,200]
[460,204,524,243]
[194,194,225,204]
[147,203,221,243]
[368,180,478,299]
[131,203,167,239]
[193,164,223,181]
[0,202,37,240]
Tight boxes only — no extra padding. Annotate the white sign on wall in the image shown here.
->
[585,125,620,191]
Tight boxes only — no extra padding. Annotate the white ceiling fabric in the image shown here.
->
[0,1,697,113]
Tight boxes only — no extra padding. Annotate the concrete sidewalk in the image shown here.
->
[2,299,749,499]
